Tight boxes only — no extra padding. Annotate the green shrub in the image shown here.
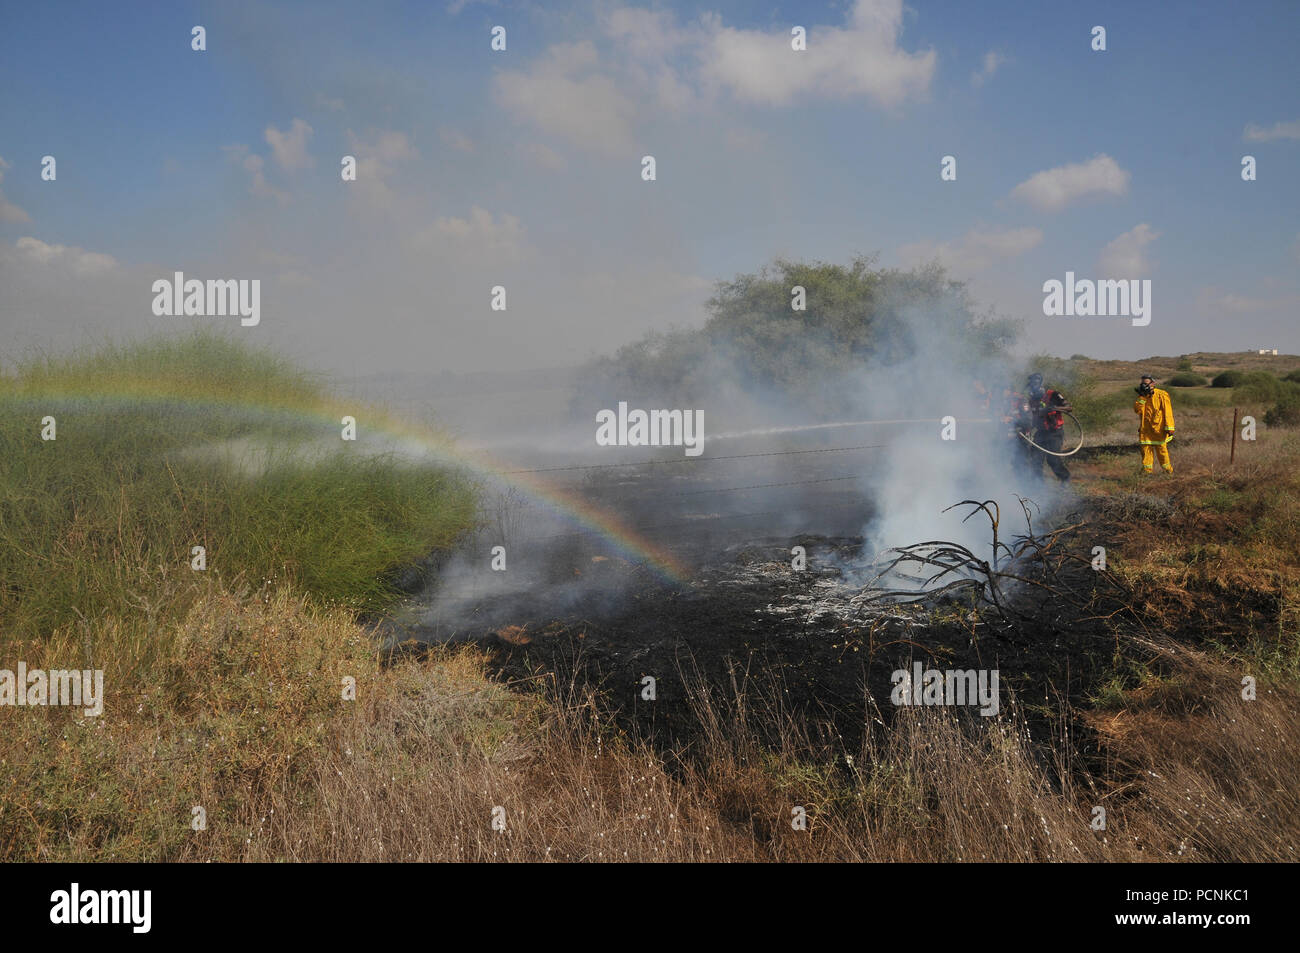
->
[1176,357,1194,372]
[1171,389,1231,408]
[1212,370,1245,388]
[1234,371,1286,404]
[1264,386,1300,427]
[1071,388,1131,433]
[1283,369,1300,384]
[1167,372,1206,387]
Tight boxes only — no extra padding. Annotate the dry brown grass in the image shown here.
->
[5,345,1297,863]
[1083,637,1300,862]
[6,584,1296,862]
[0,588,750,862]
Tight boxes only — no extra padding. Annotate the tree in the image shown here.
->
[574,256,1018,420]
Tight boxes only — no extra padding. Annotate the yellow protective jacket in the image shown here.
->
[1134,387,1175,445]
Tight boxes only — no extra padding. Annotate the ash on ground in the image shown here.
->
[387,532,1116,752]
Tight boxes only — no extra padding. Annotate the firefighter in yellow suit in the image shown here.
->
[1133,375,1174,473]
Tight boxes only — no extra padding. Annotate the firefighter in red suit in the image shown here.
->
[1018,373,1073,483]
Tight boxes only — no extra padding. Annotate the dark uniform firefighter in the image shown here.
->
[1014,373,1073,483]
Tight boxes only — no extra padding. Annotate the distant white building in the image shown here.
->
[1258,348,1278,355]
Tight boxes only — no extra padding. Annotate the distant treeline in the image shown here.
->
[573,256,1019,421]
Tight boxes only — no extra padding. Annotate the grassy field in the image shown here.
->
[2,339,1296,861]
[0,333,480,858]
[1069,353,1300,670]
[1023,350,1300,441]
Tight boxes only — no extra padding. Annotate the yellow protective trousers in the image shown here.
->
[1135,388,1175,473]
[1141,439,1172,473]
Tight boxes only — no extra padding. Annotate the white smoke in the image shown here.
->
[837,296,1071,578]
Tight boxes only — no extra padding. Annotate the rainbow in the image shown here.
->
[9,382,692,585]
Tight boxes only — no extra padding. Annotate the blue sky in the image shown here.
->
[2,0,1297,375]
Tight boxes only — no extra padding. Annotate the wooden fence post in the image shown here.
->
[1231,408,1238,464]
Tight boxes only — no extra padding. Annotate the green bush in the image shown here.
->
[1071,389,1131,432]
[1176,357,1194,372]
[1212,370,1245,388]
[1171,389,1230,408]
[1234,371,1286,404]
[1283,369,1300,384]
[1263,383,1300,427]
[1167,372,1206,387]
[1264,397,1300,427]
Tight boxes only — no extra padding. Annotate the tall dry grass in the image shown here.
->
[5,584,1295,861]
[4,337,1296,862]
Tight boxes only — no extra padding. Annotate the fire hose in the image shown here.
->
[1016,411,1085,457]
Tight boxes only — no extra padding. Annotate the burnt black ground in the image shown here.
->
[389,432,1135,757]
[490,540,1126,752]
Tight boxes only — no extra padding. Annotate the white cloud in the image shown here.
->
[602,5,698,114]
[701,0,935,107]
[0,156,31,224]
[897,226,1043,275]
[411,206,528,264]
[1010,154,1129,212]
[0,238,146,354]
[0,193,29,223]
[222,143,290,204]
[1244,119,1300,142]
[345,130,418,210]
[497,0,934,156]
[604,6,691,61]
[971,51,1006,87]
[494,42,636,156]
[265,118,314,171]
[358,130,417,164]
[1097,223,1159,277]
[446,0,495,14]
[13,236,117,276]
